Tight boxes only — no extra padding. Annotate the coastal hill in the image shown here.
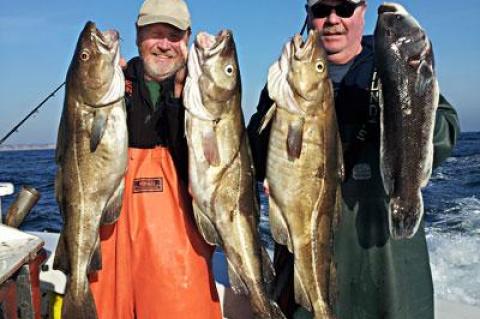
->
[0,144,56,152]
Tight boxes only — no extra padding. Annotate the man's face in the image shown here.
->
[309,0,366,62]
[137,23,189,81]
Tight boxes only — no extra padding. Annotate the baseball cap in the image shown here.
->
[137,0,191,30]
[308,0,364,7]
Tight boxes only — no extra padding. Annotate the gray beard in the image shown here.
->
[143,58,184,82]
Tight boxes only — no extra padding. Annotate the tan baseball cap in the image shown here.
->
[308,0,364,7]
[137,0,191,30]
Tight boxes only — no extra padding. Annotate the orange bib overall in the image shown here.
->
[90,147,222,319]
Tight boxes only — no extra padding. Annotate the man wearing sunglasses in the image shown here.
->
[247,0,460,318]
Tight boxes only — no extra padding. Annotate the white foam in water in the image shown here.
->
[427,196,480,306]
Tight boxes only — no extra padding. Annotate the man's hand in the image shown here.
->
[263,180,270,195]
[120,57,127,70]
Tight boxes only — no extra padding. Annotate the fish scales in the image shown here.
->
[265,31,342,319]
[53,21,127,319]
[183,30,285,319]
[375,3,439,239]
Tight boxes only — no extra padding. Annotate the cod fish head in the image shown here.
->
[287,30,329,111]
[67,21,123,107]
[191,29,240,118]
[376,3,429,62]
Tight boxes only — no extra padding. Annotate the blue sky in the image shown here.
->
[0,0,478,145]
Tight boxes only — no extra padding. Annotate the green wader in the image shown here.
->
[293,97,459,319]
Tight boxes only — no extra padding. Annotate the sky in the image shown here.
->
[0,0,479,145]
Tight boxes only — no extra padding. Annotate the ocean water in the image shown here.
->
[1,132,479,306]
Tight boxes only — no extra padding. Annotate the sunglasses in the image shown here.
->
[310,2,364,19]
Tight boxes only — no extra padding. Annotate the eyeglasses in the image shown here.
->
[310,1,364,19]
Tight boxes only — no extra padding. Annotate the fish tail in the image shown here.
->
[269,300,287,319]
[62,281,98,319]
[389,193,423,240]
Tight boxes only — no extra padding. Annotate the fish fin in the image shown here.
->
[62,281,98,319]
[202,128,221,166]
[261,246,275,288]
[389,193,423,240]
[287,118,304,159]
[337,135,345,182]
[88,236,102,273]
[329,251,338,310]
[192,201,221,246]
[294,267,312,311]
[415,59,434,96]
[258,103,277,134]
[90,111,108,153]
[101,179,124,225]
[53,232,70,274]
[54,168,64,216]
[227,263,249,295]
[269,301,288,319]
[269,195,293,253]
[55,110,67,164]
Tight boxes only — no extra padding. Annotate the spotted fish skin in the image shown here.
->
[53,21,127,319]
[183,30,286,319]
[265,30,343,319]
[375,3,439,239]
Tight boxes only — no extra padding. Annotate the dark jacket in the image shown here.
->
[124,57,189,184]
[247,36,460,319]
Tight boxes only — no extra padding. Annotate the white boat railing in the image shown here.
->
[0,182,14,223]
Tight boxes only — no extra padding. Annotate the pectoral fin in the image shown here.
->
[90,111,108,152]
[258,103,277,134]
[415,59,434,96]
[287,119,304,159]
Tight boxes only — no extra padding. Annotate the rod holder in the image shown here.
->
[5,186,41,228]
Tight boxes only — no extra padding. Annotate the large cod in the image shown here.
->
[183,30,285,319]
[262,30,343,319]
[375,3,439,239]
[53,21,127,319]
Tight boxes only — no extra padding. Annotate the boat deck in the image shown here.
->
[0,225,43,284]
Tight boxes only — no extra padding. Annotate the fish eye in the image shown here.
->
[224,64,234,76]
[315,61,325,73]
[80,50,90,61]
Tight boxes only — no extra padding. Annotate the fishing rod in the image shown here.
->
[0,82,65,145]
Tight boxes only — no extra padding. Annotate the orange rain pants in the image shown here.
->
[89,147,222,319]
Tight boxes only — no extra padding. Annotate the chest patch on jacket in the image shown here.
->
[352,163,372,181]
[133,177,163,193]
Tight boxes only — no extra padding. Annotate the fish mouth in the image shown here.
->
[95,29,119,52]
[100,30,119,49]
[293,30,318,60]
[377,3,423,40]
[378,3,408,15]
[85,21,119,52]
[195,29,233,58]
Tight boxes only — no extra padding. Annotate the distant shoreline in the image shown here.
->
[0,144,56,152]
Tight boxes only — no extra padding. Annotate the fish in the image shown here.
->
[53,21,127,319]
[375,3,439,240]
[183,30,285,319]
[262,30,343,319]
